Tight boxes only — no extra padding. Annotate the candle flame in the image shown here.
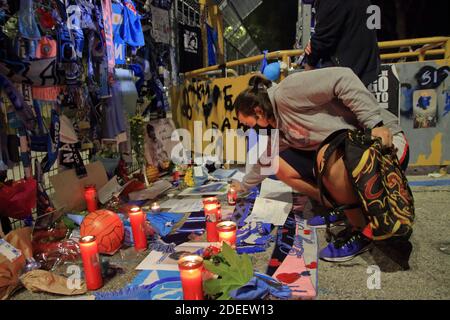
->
[80,235,96,243]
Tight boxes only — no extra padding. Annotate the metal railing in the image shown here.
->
[183,36,450,79]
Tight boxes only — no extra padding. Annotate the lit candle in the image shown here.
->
[204,202,220,242]
[84,185,98,213]
[151,202,161,213]
[227,186,237,205]
[202,196,218,206]
[79,236,103,291]
[217,221,237,248]
[178,255,204,300]
[128,206,148,251]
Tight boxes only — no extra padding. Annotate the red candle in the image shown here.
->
[178,255,204,300]
[173,170,180,182]
[128,206,148,251]
[217,221,237,248]
[79,236,103,291]
[227,187,237,205]
[202,196,218,206]
[204,202,220,242]
[84,185,98,213]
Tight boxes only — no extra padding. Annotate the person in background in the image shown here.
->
[304,0,380,87]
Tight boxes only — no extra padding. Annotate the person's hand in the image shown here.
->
[305,40,312,55]
[371,127,393,148]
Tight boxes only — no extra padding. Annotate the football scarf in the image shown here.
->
[76,0,96,30]
[0,74,36,131]
[0,102,9,171]
[65,0,84,59]
[35,158,55,218]
[41,107,60,173]
[100,0,115,77]
[14,82,34,178]
[59,142,87,177]
[18,0,41,40]
[57,22,77,63]
[29,99,60,173]
[266,215,297,276]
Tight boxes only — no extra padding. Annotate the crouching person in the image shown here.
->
[232,67,414,263]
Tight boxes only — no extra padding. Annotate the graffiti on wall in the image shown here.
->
[171,74,253,162]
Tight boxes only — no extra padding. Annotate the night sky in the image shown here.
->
[245,0,450,51]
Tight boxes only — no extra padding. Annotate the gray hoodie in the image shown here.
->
[241,67,403,190]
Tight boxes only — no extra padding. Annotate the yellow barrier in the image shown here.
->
[183,37,450,79]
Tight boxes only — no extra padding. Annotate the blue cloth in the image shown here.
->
[122,0,145,47]
[57,24,77,63]
[78,0,97,30]
[94,285,153,300]
[206,24,217,66]
[112,2,126,64]
[148,239,176,253]
[162,211,205,245]
[128,63,145,93]
[146,212,183,237]
[66,213,85,226]
[18,0,41,40]
[229,276,291,300]
[236,222,274,254]
[236,246,267,255]
[65,0,84,58]
[103,81,127,139]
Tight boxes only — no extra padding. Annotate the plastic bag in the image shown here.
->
[0,179,37,219]
[32,226,80,271]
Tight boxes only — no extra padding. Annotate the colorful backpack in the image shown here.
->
[316,129,415,241]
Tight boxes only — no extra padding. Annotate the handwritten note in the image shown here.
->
[159,198,204,213]
[246,197,292,226]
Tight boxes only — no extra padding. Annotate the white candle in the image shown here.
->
[151,202,161,213]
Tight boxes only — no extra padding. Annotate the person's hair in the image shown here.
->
[234,75,274,120]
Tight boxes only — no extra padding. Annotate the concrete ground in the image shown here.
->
[9,176,450,300]
[316,176,450,300]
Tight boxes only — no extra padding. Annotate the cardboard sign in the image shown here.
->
[49,161,109,212]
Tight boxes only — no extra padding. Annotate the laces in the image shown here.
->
[334,233,360,249]
[327,210,343,217]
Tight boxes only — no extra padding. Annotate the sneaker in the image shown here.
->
[307,209,346,228]
[319,231,372,262]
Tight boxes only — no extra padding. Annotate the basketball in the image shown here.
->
[80,209,124,255]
